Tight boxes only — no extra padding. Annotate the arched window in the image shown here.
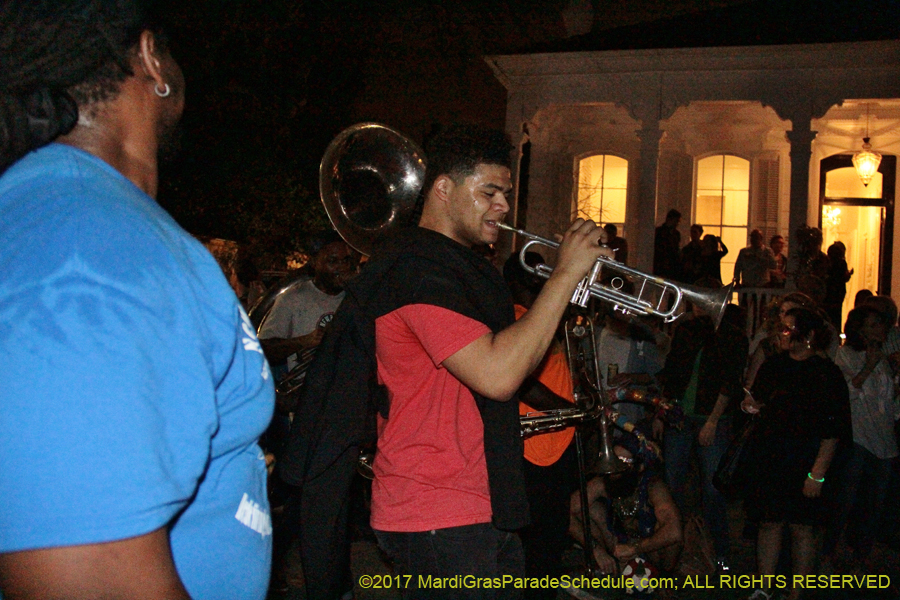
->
[695,154,750,283]
[576,154,628,233]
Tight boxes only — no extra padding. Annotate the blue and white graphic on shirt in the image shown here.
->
[240,307,271,381]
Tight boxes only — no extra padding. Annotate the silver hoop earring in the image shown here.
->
[154,83,171,98]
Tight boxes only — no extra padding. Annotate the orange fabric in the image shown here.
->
[515,305,576,466]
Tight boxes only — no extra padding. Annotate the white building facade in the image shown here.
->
[487,40,900,306]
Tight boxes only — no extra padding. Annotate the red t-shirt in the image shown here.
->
[371,304,493,532]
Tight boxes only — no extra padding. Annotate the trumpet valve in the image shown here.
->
[570,260,604,307]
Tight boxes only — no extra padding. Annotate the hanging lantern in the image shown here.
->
[852,138,881,187]
[853,105,881,187]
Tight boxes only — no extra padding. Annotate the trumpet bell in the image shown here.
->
[320,123,426,256]
[681,280,736,329]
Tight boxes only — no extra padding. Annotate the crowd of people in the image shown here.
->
[3,3,899,600]
[247,217,899,600]
[544,283,899,600]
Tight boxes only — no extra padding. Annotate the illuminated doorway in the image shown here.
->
[819,154,896,330]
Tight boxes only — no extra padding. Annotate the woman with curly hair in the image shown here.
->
[744,292,817,388]
[741,307,850,600]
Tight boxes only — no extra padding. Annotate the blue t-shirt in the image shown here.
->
[0,145,275,599]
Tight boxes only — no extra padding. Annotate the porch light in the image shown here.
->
[853,104,881,187]
[852,139,881,187]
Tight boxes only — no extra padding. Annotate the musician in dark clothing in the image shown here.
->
[279,124,612,600]
[655,284,748,572]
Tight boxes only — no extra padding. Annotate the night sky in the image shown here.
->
[154,0,900,269]
[157,0,574,267]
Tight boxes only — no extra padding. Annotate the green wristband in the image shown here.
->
[807,472,825,483]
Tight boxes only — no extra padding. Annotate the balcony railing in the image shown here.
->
[732,286,790,339]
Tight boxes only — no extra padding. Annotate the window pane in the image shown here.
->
[577,199,600,222]
[604,189,627,223]
[577,155,602,222]
[604,156,629,189]
[697,156,724,190]
[696,195,723,224]
[722,191,749,226]
[723,156,750,191]
[577,155,628,226]
[695,154,749,245]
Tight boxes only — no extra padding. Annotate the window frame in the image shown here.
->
[573,152,629,235]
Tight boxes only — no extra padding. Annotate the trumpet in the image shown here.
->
[520,405,602,437]
[496,223,734,329]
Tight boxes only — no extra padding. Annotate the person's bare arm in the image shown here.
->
[699,392,730,446]
[518,377,572,412]
[851,347,885,389]
[443,219,610,401]
[259,328,324,363]
[803,438,838,498]
[570,477,618,574]
[744,344,767,389]
[613,479,683,562]
[733,252,744,286]
[0,527,191,600]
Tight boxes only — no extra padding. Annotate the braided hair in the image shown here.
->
[0,0,163,173]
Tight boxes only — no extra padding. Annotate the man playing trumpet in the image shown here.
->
[284,123,611,599]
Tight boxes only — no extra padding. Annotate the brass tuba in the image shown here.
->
[319,122,426,256]
[248,271,318,414]
[321,123,426,478]
[252,124,426,415]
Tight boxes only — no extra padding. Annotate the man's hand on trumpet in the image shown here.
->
[551,218,614,286]
[441,219,614,402]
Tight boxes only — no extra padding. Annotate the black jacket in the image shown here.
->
[279,227,528,600]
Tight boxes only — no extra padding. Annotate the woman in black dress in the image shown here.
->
[742,307,850,600]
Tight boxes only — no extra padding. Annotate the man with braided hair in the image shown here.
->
[0,2,274,599]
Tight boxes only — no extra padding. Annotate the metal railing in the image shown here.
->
[732,286,790,339]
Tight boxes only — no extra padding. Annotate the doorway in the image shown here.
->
[819,154,896,330]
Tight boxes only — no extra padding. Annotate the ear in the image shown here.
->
[431,174,455,204]
[137,30,166,91]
